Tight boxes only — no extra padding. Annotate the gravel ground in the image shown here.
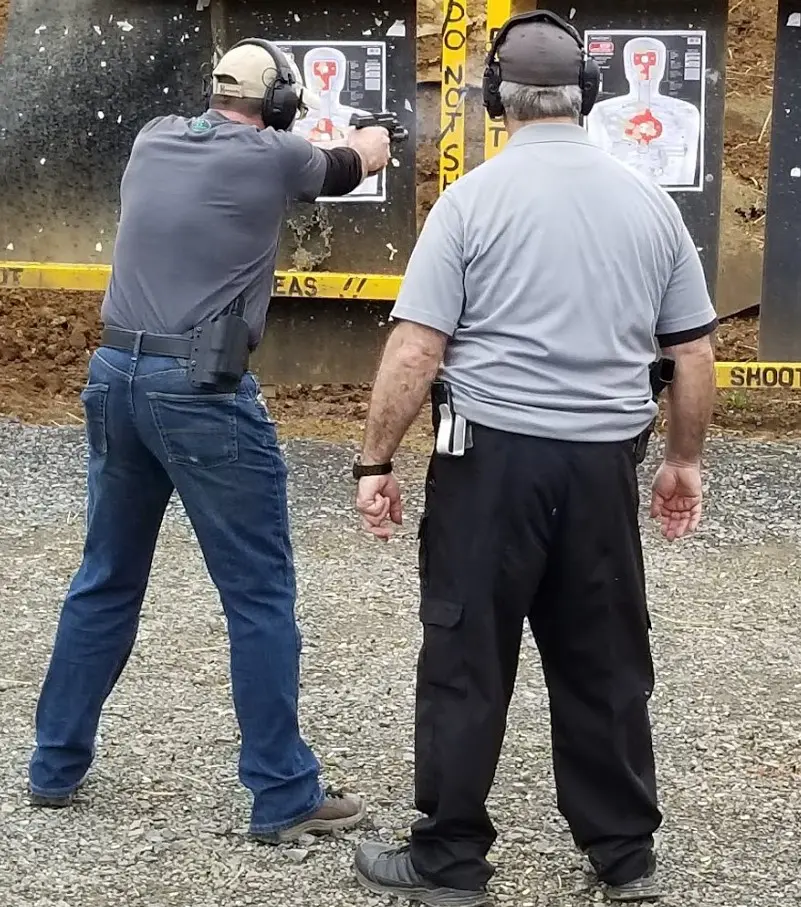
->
[0,418,799,907]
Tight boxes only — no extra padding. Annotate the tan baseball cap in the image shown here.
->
[212,43,278,99]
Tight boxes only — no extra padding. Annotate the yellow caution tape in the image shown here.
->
[484,0,511,160]
[0,261,402,300]
[5,265,800,391]
[439,0,468,193]
[716,362,801,389]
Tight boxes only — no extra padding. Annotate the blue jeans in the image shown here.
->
[28,344,324,834]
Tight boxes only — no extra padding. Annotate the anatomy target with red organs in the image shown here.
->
[276,40,389,202]
[586,34,703,189]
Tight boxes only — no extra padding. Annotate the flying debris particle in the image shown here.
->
[391,157,399,167]
[163,87,170,95]
[386,243,398,261]
[97,111,105,120]
[101,61,107,68]
[34,24,47,35]
[117,115,123,124]
[404,98,413,112]
[39,157,46,165]
[93,25,102,36]
[386,20,405,37]
[362,30,373,36]
[116,20,134,32]
[294,13,301,22]
[96,243,104,253]
[6,243,14,251]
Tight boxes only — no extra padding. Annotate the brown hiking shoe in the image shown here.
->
[251,787,367,844]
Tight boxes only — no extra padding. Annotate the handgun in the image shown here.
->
[349,112,409,144]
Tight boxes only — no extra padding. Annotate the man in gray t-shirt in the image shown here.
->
[353,13,716,907]
[28,38,389,844]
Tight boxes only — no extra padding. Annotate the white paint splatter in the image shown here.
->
[788,12,801,26]
[391,157,399,167]
[362,29,373,36]
[6,243,14,251]
[791,167,801,179]
[96,243,103,252]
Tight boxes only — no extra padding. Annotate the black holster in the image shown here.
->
[634,356,676,464]
[189,296,251,393]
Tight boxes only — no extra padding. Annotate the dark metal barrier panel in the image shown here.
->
[221,0,417,275]
[548,0,728,306]
[758,1,801,361]
[0,0,210,264]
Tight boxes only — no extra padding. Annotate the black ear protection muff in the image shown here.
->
[482,10,601,121]
[203,37,303,131]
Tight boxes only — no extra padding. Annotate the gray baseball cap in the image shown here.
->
[497,16,583,87]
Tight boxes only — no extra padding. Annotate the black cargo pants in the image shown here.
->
[408,423,662,891]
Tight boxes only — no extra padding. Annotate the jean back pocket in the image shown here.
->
[147,392,238,468]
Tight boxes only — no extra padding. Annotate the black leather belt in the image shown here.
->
[101,326,193,359]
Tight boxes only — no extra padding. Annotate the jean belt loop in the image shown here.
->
[129,331,144,377]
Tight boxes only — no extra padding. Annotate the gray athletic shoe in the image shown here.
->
[604,868,662,902]
[354,841,492,907]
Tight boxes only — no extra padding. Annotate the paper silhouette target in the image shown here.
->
[584,31,706,192]
[277,40,388,202]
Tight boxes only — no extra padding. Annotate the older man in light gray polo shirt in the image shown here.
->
[351,10,716,907]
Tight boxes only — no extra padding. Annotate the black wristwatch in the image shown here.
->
[352,453,393,481]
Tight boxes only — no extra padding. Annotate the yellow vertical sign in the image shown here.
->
[484,0,512,160]
[439,0,468,193]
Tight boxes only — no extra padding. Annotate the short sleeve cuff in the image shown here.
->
[657,316,718,347]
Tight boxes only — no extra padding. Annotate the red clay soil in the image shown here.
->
[1,0,798,442]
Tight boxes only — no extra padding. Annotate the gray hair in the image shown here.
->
[498,81,582,121]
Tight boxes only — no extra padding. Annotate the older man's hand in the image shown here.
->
[356,474,403,541]
[650,460,703,541]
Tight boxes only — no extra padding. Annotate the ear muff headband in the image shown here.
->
[482,10,601,120]
[209,37,302,130]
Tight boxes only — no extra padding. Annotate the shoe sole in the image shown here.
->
[605,880,662,902]
[354,867,492,907]
[28,791,75,808]
[253,799,368,844]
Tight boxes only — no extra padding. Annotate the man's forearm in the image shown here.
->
[662,336,716,464]
[361,323,446,465]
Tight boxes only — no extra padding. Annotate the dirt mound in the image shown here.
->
[1,0,797,439]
